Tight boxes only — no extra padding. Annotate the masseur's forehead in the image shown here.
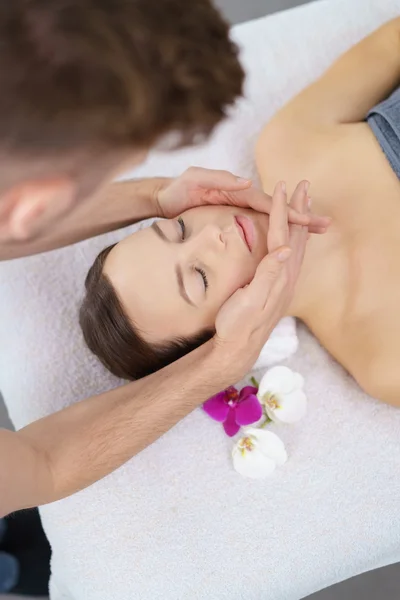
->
[104,228,205,342]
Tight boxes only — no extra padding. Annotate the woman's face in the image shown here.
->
[104,206,269,342]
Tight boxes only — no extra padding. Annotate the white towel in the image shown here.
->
[1,1,400,600]
[253,316,298,369]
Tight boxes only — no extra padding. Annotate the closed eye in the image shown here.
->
[176,218,208,293]
[178,217,186,240]
[196,267,209,291]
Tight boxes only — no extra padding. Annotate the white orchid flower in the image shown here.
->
[257,366,307,424]
[232,427,287,479]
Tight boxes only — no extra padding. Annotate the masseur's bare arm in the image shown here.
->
[0,168,329,260]
[0,177,165,260]
[0,341,229,514]
[0,181,309,517]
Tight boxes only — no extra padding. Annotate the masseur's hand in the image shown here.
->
[213,180,309,381]
[155,167,329,234]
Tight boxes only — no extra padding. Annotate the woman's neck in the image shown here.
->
[284,221,348,323]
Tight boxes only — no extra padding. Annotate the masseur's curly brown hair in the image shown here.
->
[0,0,244,155]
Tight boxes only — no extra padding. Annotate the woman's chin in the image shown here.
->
[252,212,270,258]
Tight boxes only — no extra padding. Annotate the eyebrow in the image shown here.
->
[151,220,169,242]
[150,221,195,307]
[176,265,196,307]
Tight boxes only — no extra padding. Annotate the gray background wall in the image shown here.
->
[1,1,398,598]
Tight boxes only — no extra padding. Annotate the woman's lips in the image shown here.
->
[235,215,255,252]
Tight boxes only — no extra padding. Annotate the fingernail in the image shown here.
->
[277,247,292,262]
[281,181,286,194]
[236,177,251,184]
[307,196,312,209]
[303,181,310,193]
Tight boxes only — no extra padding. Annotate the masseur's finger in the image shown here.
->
[287,207,329,229]
[267,181,289,252]
[291,180,310,211]
[287,182,309,284]
[242,245,292,308]
[184,166,253,191]
[287,179,329,232]
[220,185,273,211]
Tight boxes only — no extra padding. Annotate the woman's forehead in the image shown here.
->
[103,228,203,342]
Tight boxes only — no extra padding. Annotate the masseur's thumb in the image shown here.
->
[250,245,291,291]
[231,246,292,315]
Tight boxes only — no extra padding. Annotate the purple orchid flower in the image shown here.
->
[203,385,262,437]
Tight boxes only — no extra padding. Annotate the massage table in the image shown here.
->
[1,0,400,598]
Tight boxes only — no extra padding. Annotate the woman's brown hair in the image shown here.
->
[79,244,214,380]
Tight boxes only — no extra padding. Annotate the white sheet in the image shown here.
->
[1,1,400,599]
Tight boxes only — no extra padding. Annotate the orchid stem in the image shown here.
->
[250,376,259,388]
[260,417,272,428]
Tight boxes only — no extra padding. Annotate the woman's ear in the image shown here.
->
[0,177,76,241]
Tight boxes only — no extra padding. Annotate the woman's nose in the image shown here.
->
[186,224,225,256]
[200,223,225,247]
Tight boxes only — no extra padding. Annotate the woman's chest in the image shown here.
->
[260,120,400,382]
[309,122,400,312]
[301,190,400,378]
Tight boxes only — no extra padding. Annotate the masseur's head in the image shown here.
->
[80,206,269,379]
[0,0,243,242]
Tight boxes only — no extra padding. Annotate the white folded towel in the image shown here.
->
[253,316,299,370]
